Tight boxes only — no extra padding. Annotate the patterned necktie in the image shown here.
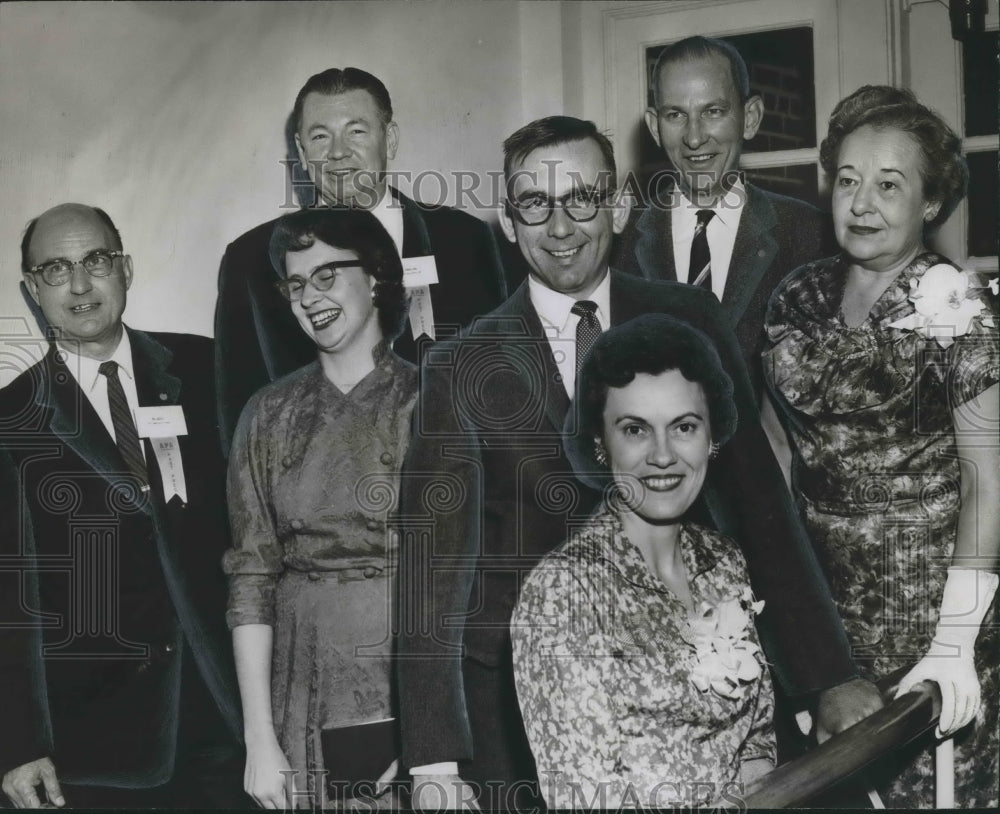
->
[98,360,148,491]
[571,300,602,376]
[688,209,716,291]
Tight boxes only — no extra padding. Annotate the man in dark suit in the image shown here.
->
[0,204,243,809]
[214,67,507,455]
[612,36,833,397]
[397,117,880,811]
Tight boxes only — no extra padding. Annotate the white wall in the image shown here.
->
[0,0,527,382]
[2,0,991,386]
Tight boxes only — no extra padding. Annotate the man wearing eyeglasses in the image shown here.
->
[0,204,244,808]
[214,67,507,457]
[396,116,879,811]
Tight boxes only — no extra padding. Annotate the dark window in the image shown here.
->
[962,32,998,138]
[966,150,998,257]
[744,164,819,206]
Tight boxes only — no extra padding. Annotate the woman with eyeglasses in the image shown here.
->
[222,208,414,809]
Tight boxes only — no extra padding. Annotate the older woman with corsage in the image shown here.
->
[223,208,416,809]
[762,85,999,807]
[512,314,775,810]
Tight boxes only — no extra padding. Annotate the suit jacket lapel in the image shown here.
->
[721,184,777,328]
[494,283,570,434]
[395,188,433,258]
[44,347,125,495]
[634,204,678,283]
[129,327,181,408]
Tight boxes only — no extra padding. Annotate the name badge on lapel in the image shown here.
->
[403,256,439,341]
[134,406,188,503]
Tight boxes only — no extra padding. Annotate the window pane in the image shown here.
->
[966,151,998,257]
[962,33,999,137]
[744,164,821,209]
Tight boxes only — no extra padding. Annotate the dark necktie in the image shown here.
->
[571,300,602,376]
[98,360,148,491]
[688,209,715,291]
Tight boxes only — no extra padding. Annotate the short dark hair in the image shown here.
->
[502,116,617,191]
[650,36,751,106]
[21,205,123,275]
[292,67,393,133]
[564,313,737,489]
[269,208,408,341]
[819,85,968,232]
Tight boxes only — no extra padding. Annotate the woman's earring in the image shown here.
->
[593,438,608,467]
[709,441,720,460]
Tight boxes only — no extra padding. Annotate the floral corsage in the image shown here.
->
[887,264,997,348]
[681,587,765,701]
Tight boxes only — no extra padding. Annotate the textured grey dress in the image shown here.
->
[223,345,417,805]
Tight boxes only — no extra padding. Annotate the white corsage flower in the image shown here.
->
[682,586,765,701]
[887,264,988,348]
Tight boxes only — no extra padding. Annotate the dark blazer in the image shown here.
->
[0,329,241,785]
[213,188,507,455]
[396,272,856,782]
[612,183,834,396]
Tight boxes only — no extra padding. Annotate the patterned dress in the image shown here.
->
[223,346,417,807]
[511,509,775,809]
[763,252,999,807]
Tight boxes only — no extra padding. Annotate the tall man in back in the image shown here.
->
[215,67,507,454]
[613,36,833,396]
[397,117,879,811]
[0,204,243,809]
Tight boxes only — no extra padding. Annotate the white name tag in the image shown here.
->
[150,436,188,504]
[403,255,439,288]
[407,285,436,341]
[134,405,188,439]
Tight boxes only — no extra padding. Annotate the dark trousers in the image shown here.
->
[459,653,544,813]
[59,655,247,810]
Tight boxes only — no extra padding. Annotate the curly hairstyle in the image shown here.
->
[819,85,968,232]
[269,208,408,341]
[563,313,737,488]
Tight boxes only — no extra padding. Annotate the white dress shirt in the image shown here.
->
[528,271,611,399]
[57,330,144,459]
[671,181,747,301]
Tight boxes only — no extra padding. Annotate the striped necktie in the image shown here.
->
[98,360,149,491]
[688,209,715,291]
[571,300,601,376]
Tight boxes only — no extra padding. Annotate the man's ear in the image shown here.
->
[611,190,633,235]
[742,95,764,140]
[643,107,662,148]
[499,202,518,244]
[122,255,134,290]
[22,273,40,305]
[384,121,399,162]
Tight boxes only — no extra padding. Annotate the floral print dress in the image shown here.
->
[511,509,775,810]
[763,252,999,807]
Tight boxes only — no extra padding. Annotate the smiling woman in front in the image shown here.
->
[511,314,775,810]
[222,209,414,809]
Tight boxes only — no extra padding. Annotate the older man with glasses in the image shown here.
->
[0,203,245,809]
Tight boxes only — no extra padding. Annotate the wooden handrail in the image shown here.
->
[737,677,942,809]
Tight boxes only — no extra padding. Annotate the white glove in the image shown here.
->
[895,568,999,737]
